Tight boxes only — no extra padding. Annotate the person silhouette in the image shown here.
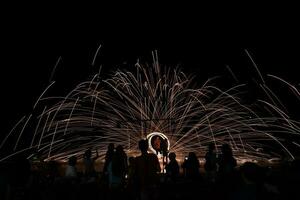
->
[165,152,179,182]
[204,143,217,183]
[216,143,237,199]
[135,139,161,200]
[83,148,99,178]
[108,145,128,189]
[182,152,201,181]
[161,138,168,168]
[65,156,77,178]
[217,143,237,177]
[103,143,115,176]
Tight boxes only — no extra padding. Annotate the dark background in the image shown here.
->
[1,7,299,140]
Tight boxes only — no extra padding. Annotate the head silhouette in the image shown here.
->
[168,152,176,161]
[208,143,216,152]
[240,162,261,183]
[68,156,77,166]
[221,143,233,157]
[138,139,149,153]
[188,152,197,161]
[116,145,124,154]
[108,143,114,151]
[84,149,92,158]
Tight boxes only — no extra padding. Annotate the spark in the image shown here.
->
[1,53,300,163]
[49,56,62,82]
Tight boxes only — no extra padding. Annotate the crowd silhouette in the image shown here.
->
[0,141,299,200]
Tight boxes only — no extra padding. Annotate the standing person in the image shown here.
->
[102,143,115,177]
[165,152,179,182]
[65,156,77,178]
[108,145,128,189]
[135,139,161,200]
[216,143,237,199]
[101,143,115,198]
[182,152,201,181]
[161,138,169,169]
[204,143,217,183]
[217,143,237,178]
[83,148,99,178]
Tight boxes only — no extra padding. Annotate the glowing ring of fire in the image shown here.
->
[146,132,170,156]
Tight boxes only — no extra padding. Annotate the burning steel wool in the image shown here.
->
[1,51,300,165]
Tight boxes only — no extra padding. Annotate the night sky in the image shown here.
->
[2,8,300,200]
[1,8,300,142]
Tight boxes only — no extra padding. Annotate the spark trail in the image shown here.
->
[1,55,300,164]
